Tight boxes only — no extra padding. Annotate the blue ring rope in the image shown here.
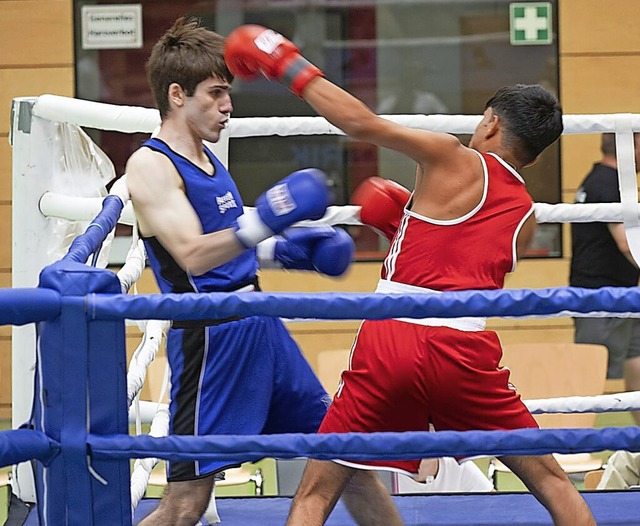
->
[88,426,640,463]
[0,288,60,325]
[64,195,123,263]
[87,286,640,322]
[0,429,59,467]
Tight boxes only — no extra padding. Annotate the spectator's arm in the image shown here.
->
[608,223,639,268]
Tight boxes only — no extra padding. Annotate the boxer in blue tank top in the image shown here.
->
[127,18,353,526]
[140,137,331,483]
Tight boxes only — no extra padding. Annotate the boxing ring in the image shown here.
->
[5,94,640,525]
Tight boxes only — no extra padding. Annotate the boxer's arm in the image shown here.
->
[126,149,244,275]
[224,25,465,167]
[515,213,537,261]
[302,77,467,167]
[128,152,333,275]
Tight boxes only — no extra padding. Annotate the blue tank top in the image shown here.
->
[141,138,258,293]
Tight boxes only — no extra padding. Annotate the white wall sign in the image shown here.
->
[81,4,143,50]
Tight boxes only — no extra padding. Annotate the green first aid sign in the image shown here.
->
[510,2,553,45]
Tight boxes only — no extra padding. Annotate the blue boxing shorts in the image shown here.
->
[166,315,330,481]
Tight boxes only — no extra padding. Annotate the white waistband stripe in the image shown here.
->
[374,279,487,331]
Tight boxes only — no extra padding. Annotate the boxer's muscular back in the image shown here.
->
[384,150,534,291]
[411,144,537,263]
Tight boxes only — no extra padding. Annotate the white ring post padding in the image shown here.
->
[33,94,160,133]
[614,116,640,266]
[31,95,230,164]
[11,99,57,502]
[39,192,136,225]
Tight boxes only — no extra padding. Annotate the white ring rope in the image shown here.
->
[231,113,640,137]
[526,390,640,415]
[127,319,171,515]
[117,239,146,294]
[130,390,640,420]
[39,195,638,227]
[130,405,169,512]
[532,203,634,224]
[127,320,169,409]
[32,94,640,136]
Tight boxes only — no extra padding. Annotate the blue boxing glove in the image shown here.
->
[310,227,355,276]
[235,169,332,248]
[257,226,354,276]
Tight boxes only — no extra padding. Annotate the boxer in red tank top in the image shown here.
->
[225,24,594,526]
[321,150,539,477]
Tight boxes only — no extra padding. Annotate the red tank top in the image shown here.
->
[382,151,534,291]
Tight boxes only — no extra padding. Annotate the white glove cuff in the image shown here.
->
[235,209,274,248]
[256,236,279,267]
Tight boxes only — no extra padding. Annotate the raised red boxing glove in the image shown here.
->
[225,25,324,97]
[351,177,411,240]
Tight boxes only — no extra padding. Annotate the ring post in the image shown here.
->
[35,259,131,525]
[11,97,50,502]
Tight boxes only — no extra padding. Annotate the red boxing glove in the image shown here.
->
[351,177,411,240]
[225,25,324,97]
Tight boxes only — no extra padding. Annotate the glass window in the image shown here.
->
[75,0,560,259]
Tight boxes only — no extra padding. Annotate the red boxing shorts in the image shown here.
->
[319,319,538,475]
